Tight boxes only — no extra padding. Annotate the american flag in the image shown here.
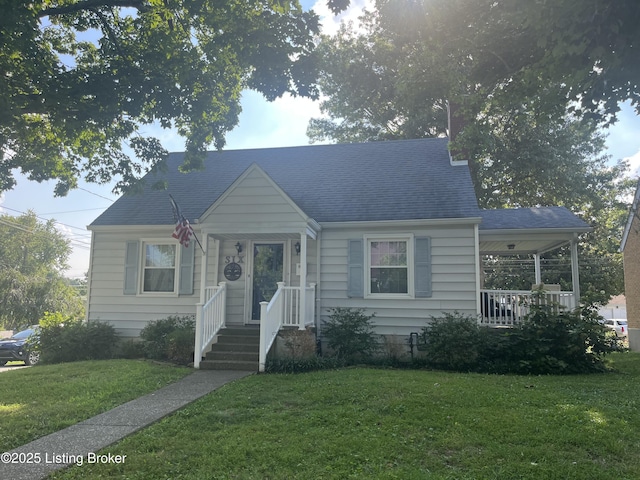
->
[169,194,197,249]
[172,218,194,248]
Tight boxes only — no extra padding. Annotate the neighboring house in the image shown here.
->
[598,294,627,321]
[86,138,591,370]
[621,180,640,351]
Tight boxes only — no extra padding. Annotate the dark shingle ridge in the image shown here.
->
[90,138,481,226]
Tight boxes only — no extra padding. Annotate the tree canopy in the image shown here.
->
[0,0,351,196]
[0,212,85,330]
[309,0,638,303]
[310,0,640,143]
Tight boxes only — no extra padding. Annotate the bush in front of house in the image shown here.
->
[38,313,118,364]
[419,300,620,375]
[139,315,195,363]
[419,311,491,372]
[322,307,378,364]
[507,301,620,374]
[265,356,346,374]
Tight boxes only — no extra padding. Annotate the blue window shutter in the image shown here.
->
[347,239,364,298]
[179,241,195,295]
[123,241,139,295]
[414,237,432,298]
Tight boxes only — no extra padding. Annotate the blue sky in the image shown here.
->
[1,0,639,278]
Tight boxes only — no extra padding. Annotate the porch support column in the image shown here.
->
[570,235,581,306]
[533,253,542,285]
[299,232,307,330]
[199,233,209,303]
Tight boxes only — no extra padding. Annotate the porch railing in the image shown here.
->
[280,284,316,327]
[194,282,227,369]
[480,289,576,326]
[259,282,316,372]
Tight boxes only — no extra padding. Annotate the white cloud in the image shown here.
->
[312,0,373,35]
[625,150,640,178]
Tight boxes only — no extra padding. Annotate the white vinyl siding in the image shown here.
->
[200,167,309,230]
[320,223,477,336]
[87,229,200,338]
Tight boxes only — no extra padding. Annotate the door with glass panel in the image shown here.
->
[250,243,284,322]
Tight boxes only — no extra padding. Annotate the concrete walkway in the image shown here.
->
[1,369,253,480]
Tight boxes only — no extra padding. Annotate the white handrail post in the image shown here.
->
[259,301,269,372]
[219,281,227,329]
[194,302,204,369]
[298,233,307,330]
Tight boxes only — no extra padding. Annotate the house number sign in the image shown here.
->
[223,255,244,281]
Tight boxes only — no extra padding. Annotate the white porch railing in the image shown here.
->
[259,282,316,372]
[480,289,576,326]
[280,284,317,327]
[194,282,227,369]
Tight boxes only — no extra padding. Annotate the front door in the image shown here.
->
[250,243,284,321]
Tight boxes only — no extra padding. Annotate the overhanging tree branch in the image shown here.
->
[39,0,150,18]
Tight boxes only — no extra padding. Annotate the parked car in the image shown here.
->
[603,319,628,338]
[0,326,40,366]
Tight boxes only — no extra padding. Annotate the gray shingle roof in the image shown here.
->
[479,207,591,231]
[90,138,481,226]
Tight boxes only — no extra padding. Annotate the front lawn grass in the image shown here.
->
[52,353,640,480]
[0,359,191,452]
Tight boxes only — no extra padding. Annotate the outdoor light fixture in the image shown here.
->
[295,241,301,255]
[507,244,516,250]
[235,242,243,254]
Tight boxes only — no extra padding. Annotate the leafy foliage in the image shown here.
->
[0,0,349,195]
[38,316,118,364]
[139,315,195,362]
[420,301,620,374]
[0,212,84,329]
[322,307,378,363]
[265,356,345,374]
[309,1,637,303]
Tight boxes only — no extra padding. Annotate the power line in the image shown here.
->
[77,187,115,203]
[0,216,91,248]
[1,205,91,235]
[39,207,107,215]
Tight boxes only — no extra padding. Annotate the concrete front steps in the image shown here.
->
[199,325,259,371]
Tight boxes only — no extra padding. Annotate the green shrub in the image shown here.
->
[38,319,118,364]
[166,328,195,365]
[419,299,619,375]
[139,315,195,362]
[322,307,378,363]
[265,356,346,374]
[117,339,146,359]
[419,312,487,372]
[508,301,619,374]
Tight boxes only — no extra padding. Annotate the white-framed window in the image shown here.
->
[365,235,413,297]
[142,242,177,293]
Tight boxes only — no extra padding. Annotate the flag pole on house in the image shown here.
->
[169,194,204,253]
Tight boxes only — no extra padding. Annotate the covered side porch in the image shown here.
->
[478,208,592,326]
[193,226,320,371]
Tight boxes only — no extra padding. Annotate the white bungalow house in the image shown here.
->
[86,138,591,370]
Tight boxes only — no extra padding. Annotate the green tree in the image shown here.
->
[0,0,352,196]
[0,212,84,329]
[308,0,637,303]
